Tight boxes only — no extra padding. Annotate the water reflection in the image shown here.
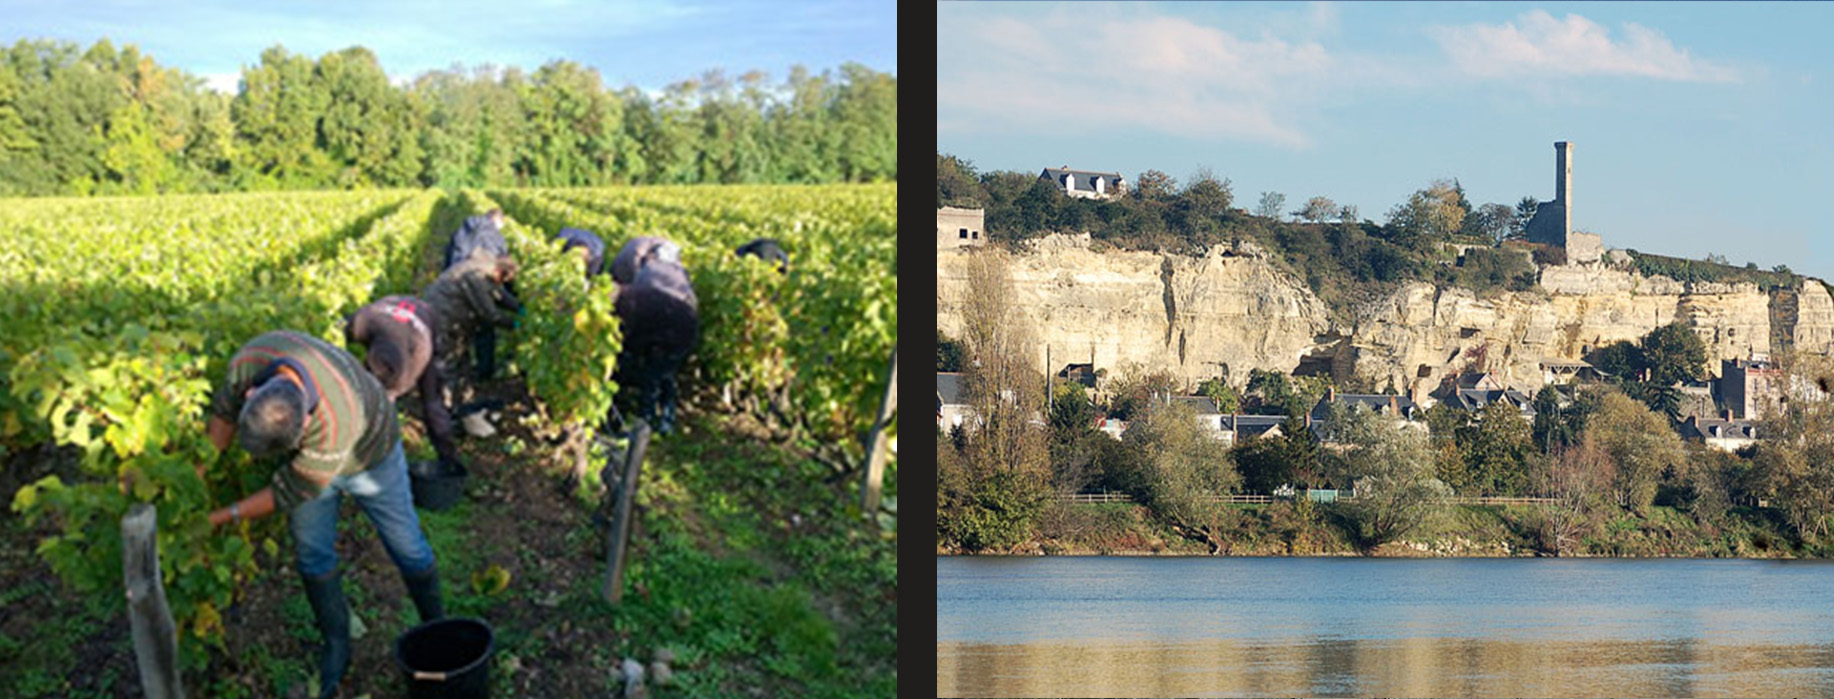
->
[938,637,1834,697]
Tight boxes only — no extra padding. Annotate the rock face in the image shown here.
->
[935,240,1331,385]
[936,234,1834,396]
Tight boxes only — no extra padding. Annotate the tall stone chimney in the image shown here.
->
[1554,141,1572,236]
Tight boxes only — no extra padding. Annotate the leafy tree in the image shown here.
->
[937,152,980,207]
[518,59,626,186]
[1107,362,1182,421]
[1124,401,1242,553]
[1582,390,1683,512]
[1292,195,1335,223]
[1511,196,1539,240]
[1589,339,1643,379]
[0,60,31,155]
[1466,202,1515,244]
[830,62,895,182]
[768,64,839,183]
[1323,403,1450,551]
[1452,400,1538,496]
[1745,353,1834,541]
[1531,385,1576,452]
[1197,378,1239,413]
[1010,177,1064,238]
[941,249,1053,552]
[1179,168,1232,231]
[1385,178,1467,247]
[1640,321,1708,386]
[1339,203,1359,225]
[1232,415,1320,492]
[1049,380,1098,439]
[101,101,173,193]
[233,45,333,188]
[1541,440,1611,555]
[1244,369,1292,415]
[937,329,965,372]
[1255,191,1286,219]
[1133,168,1176,201]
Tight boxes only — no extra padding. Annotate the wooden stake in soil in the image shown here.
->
[122,503,185,699]
[860,347,898,517]
[604,419,652,604]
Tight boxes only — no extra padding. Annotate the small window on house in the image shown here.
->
[972,230,980,239]
[960,228,969,239]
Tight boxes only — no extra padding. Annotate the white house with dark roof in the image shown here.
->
[1039,166,1126,200]
[1167,395,1228,440]
[1681,413,1759,452]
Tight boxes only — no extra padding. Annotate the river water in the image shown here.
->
[937,556,1834,697]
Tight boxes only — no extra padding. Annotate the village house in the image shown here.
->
[1681,412,1760,452]
[1719,356,1783,420]
[1168,395,1229,441]
[936,206,985,249]
[1452,386,1536,420]
[937,372,975,431]
[1541,359,1610,385]
[1057,362,1099,390]
[1039,166,1127,200]
[1308,389,1426,442]
[1219,414,1287,446]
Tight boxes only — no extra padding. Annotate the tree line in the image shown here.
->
[0,39,897,196]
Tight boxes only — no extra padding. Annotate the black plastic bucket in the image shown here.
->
[395,617,494,698]
[408,459,468,510]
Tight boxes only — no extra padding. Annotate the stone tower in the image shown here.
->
[1526,140,1599,263]
[1554,140,1571,231]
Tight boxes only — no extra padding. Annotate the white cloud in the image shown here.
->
[1430,10,1738,83]
[937,7,1341,148]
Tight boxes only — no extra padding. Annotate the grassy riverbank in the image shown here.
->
[941,501,1816,559]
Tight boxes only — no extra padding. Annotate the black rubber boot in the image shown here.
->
[402,565,445,623]
[301,570,351,699]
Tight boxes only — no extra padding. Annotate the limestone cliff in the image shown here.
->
[935,235,1834,397]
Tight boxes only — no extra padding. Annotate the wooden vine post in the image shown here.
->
[860,347,898,518]
[122,503,185,699]
[603,419,652,604]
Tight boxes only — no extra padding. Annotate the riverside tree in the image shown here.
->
[1582,389,1684,512]
[1747,352,1834,541]
[1123,400,1242,554]
[937,249,1052,552]
[1321,403,1449,551]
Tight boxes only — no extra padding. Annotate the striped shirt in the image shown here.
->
[209,331,400,509]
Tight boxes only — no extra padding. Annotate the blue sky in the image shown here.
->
[938,2,1834,277]
[0,0,895,93]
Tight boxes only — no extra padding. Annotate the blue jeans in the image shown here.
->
[289,441,437,578]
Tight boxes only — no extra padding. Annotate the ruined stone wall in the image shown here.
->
[1567,232,1603,264]
[936,207,985,249]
